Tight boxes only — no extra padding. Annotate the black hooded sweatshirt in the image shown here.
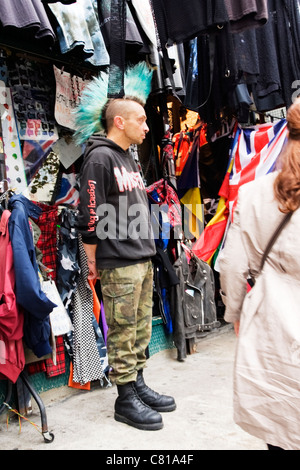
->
[77,136,156,269]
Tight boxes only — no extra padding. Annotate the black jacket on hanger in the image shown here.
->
[170,249,219,361]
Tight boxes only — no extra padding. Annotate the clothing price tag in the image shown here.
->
[43,279,74,336]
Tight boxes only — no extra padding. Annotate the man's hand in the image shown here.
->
[87,259,99,280]
[83,243,99,279]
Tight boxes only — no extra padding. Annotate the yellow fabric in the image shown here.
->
[180,187,203,239]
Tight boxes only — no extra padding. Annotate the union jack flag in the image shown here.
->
[228,119,288,219]
[55,171,79,207]
[193,119,288,265]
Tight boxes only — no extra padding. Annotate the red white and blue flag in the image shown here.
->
[192,119,288,265]
[228,119,288,219]
[22,139,56,184]
[55,171,79,206]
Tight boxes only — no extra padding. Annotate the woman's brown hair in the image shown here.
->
[274,97,300,213]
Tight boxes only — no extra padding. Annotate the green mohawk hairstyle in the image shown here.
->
[73,62,153,145]
[123,62,153,103]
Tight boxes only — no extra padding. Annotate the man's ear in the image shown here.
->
[114,115,124,130]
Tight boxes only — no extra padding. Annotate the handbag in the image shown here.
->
[249,211,293,286]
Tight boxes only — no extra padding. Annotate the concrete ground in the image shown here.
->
[0,326,266,451]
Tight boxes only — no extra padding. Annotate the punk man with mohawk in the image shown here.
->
[74,63,176,431]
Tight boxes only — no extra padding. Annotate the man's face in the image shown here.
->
[122,102,149,145]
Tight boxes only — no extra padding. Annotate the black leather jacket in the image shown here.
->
[170,250,219,361]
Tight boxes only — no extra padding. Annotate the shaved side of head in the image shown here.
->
[101,96,145,133]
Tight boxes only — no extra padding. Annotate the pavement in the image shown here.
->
[0,325,267,451]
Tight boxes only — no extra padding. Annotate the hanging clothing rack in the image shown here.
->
[0,41,101,78]
[0,188,55,443]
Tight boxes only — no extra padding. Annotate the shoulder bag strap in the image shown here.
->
[259,211,293,272]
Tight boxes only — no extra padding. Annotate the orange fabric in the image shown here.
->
[68,361,91,390]
[173,132,191,176]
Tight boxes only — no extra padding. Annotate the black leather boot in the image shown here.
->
[115,382,163,430]
[134,370,176,412]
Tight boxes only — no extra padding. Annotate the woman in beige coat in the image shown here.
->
[219,97,300,451]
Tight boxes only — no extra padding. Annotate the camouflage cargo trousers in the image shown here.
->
[98,260,153,385]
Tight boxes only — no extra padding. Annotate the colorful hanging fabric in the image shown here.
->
[89,279,109,374]
[192,157,233,265]
[177,132,203,239]
[45,336,66,377]
[35,202,59,280]
[228,119,288,220]
[56,207,79,309]
[33,202,69,377]
[54,168,80,206]
[100,301,108,344]
[53,65,90,130]
[0,84,27,192]
[71,235,105,385]
[193,119,288,265]
[48,0,110,67]
[172,132,191,177]
[0,210,25,383]
[22,139,55,184]
[180,187,203,240]
[146,178,182,229]
[68,361,91,390]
